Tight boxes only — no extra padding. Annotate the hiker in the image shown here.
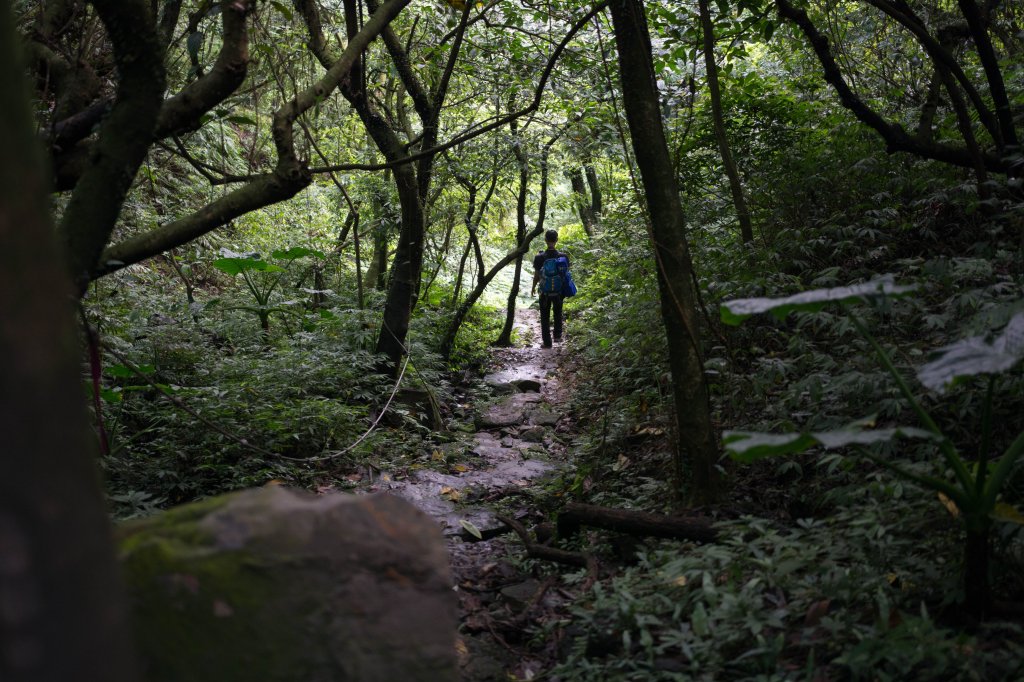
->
[531,229,570,348]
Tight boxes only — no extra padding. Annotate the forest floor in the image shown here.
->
[375,305,579,680]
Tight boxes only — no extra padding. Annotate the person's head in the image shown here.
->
[545,229,559,247]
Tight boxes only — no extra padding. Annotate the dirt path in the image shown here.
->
[382,306,575,680]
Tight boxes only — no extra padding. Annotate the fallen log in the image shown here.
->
[496,514,598,576]
[556,503,718,544]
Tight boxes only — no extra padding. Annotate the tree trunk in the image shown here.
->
[585,163,602,222]
[0,6,138,678]
[698,0,753,244]
[494,257,524,347]
[496,119,534,347]
[375,165,424,368]
[451,235,472,308]
[363,218,389,293]
[420,210,456,305]
[567,168,596,236]
[609,0,718,502]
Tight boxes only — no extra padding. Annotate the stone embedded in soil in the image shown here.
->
[458,635,514,681]
[519,425,546,442]
[487,382,517,395]
[476,393,543,429]
[499,580,543,610]
[528,407,559,426]
[511,379,542,393]
[118,486,458,682]
[483,366,545,389]
[473,431,513,459]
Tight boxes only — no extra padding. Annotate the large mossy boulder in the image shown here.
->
[118,487,457,681]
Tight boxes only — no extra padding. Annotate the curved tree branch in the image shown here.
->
[309,1,610,174]
[867,0,1002,147]
[775,0,1010,174]
[956,0,1018,148]
[59,0,166,291]
[96,0,413,278]
[155,0,254,138]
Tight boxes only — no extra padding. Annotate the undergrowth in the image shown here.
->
[553,146,1024,678]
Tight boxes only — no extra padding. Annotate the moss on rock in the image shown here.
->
[119,487,457,681]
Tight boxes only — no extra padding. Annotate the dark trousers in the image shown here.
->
[540,294,563,345]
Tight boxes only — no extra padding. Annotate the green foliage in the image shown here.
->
[208,247,327,337]
[720,280,1024,608]
[552,495,1024,680]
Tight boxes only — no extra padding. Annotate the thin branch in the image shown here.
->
[310,1,609,174]
[775,0,1010,174]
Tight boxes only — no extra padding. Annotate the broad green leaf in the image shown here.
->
[691,602,710,637]
[212,257,283,276]
[460,519,483,540]
[271,247,326,260]
[916,312,1024,392]
[107,364,154,378]
[725,423,937,463]
[225,114,257,126]
[270,0,293,20]
[722,432,818,461]
[720,276,915,325]
[992,503,1024,526]
[99,387,122,403]
[186,31,204,61]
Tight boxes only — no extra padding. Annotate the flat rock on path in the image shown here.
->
[382,306,568,539]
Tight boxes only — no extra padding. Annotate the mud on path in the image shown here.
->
[382,305,577,680]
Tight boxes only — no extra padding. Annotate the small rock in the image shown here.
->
[499,580,542,610]
[511,379,542,393]
[476,394,539,429]
[519,426,546,443]
[488,382,516,395]
[528,408,559,426]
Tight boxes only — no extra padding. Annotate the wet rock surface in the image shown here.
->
[375,306,574,680]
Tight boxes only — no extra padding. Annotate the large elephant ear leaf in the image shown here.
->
[212,257,283,276]
[720,275,916,325]
[724,420,938,463]
[271,247,326,261]
[917,311,1024,393]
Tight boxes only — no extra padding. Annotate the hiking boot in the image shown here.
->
[541,341,553,348]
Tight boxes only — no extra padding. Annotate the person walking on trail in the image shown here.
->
[531,229,569,349]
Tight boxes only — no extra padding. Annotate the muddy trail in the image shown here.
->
[379,305,579,680]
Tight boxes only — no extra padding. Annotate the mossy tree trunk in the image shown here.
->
[609,0,718,502]
[0,5,137,678]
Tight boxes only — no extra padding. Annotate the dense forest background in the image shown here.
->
[3,0,1023,678]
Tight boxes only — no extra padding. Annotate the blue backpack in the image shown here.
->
[541,254,576,297]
